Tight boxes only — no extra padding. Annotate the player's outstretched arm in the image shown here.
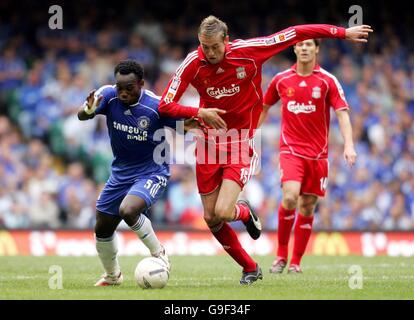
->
[345,25,373,43]
[244,24,373,64]
[77,90,102,121]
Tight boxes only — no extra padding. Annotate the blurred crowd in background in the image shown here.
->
[0,0,413,231]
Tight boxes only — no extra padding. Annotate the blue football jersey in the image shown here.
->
[93,85,179,182]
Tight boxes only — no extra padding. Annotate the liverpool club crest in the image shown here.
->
[236,66,246,79]
[312,86,321,99]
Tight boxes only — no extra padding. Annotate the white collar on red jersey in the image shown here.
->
[291,63,321,73]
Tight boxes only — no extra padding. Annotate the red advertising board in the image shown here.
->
[1,230,414,257]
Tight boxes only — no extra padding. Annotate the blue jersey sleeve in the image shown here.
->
[93,85,117,115]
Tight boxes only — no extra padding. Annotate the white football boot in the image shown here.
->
[152,245,171,271]
[94,271,123,286]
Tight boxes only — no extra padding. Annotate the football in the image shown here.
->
[134,257,169,289]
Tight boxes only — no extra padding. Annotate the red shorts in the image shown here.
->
[279,153,329,197]
[195,139,259,195]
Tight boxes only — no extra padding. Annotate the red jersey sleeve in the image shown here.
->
[324,72,349,110]
[231,24,346,63]
[263,75,281,106]
[158,52,199,118]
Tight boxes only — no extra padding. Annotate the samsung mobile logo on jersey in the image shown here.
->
[113,121,148,141]
[287,101,316,114]
[206,84,240,99]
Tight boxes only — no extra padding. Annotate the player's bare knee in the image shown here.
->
[299,203,316,216]
[283,193,299,210]
[204,213,220,227]
[119,204,140,225]
[203,214,214,225]
[94,223,114,239]
[214,205,233,221]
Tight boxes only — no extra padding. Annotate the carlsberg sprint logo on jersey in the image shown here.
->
[287,101,316,114]
[207,84,240,99]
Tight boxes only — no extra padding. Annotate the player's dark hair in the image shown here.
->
[114,60,144,81]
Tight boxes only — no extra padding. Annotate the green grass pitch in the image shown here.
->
[1,255,413,300]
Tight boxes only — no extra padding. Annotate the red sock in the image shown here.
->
[210,221,257,272]
[277,204,296,261]
[234,203,250,223]
[291,214,314,266]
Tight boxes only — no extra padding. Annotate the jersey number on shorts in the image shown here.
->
[240,168,250,185]
[320,177,328,191]
[144,179,158,198]
[144,180,153,190]
[144,177,167,198]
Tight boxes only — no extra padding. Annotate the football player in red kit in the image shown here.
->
[259,39,357,274]
[159,15,371,284]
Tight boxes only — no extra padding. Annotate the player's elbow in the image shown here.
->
[158,100,171,117]
[335,108,350,121]
[260,105,271,120]
[158,101,166,114]
[263,104,271,113]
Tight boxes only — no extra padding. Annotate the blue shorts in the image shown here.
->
[96,174,169,216]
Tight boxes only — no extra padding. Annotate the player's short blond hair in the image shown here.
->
[198,15,228,40]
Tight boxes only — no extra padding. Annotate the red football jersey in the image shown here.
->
[263,64,349,159]
[158,24,346,143]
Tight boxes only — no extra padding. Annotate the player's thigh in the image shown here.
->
[95,210,122,238]
[282,180,302,199]
[301,158,329,197]
[214,179,242,218]
[200,187,220,225]
[119,194,147,216]
[298,194,318,216]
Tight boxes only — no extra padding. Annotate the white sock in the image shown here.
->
[95,233,120,276]
[130,214,162,255]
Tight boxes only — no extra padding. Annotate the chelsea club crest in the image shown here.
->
[137,116,150,130]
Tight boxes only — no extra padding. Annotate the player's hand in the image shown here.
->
[345,25,373,43]
[183,118,203,132]
[344,145,357,167]
[84,90,103,114]
[197,108,227,130]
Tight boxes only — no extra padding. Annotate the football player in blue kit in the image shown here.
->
[78,60,192,286]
